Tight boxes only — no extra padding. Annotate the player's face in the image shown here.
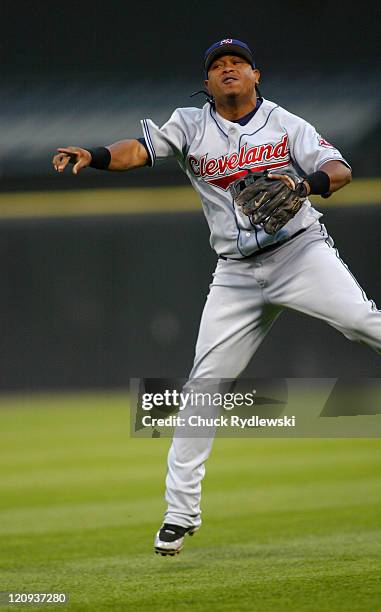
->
[205,54,260,103]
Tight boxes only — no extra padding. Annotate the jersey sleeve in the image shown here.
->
[286,115,351,175]
[140,109,189,167]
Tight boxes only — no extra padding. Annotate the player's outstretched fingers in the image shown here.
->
[267,173,296,190]
[72,154,91,175]
[53,152,72,173]
[53,147,92,174]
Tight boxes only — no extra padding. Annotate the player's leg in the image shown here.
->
[163,258,282,530]
[266,222,381,352]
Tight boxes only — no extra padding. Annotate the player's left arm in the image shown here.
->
[275,115,353,197]
[269,160,351,197]
[313,160,352,195]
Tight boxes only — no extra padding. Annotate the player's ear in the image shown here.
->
[253,68,261,84]
[204,79,209,91]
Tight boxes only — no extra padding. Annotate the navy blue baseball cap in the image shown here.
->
[204,39,255,77]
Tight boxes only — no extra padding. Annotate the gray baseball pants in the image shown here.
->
[164,222,381,528]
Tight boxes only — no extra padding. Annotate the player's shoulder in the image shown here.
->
[171,105,207,121]
[263,98,311,127]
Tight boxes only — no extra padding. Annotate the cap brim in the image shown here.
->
[205,45,253,74]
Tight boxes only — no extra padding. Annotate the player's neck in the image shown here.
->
[215,94,257,122]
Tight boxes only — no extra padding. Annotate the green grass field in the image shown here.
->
[0,392,380,611]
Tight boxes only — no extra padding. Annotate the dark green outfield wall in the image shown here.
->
[0,206,380,391]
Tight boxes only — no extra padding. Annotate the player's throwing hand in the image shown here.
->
[52,147,92,175]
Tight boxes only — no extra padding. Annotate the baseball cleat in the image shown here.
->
[154,523,198,556]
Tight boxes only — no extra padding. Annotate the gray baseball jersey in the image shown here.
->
[141,98,350,257]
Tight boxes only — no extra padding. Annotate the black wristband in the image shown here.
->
[305,170,330,196]
[87,147,111,170]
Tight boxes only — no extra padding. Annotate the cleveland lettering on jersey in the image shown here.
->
[188,134,289,182]
[188,134,290,190]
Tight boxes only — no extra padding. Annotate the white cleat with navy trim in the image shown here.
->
[154,523,198,556]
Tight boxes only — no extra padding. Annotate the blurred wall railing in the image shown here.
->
[0,70,380,192]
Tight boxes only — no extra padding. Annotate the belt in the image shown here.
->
[219,228,307,261]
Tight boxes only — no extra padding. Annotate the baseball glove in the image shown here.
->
[230,169,308,235]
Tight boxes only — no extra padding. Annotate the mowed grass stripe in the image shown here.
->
[0,478,380,537]
[0,178,379,219]
[2,526,380,570]
[1,435,380,478]
[1,451,380,488]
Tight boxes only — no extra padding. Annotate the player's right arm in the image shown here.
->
[52,139,149,175]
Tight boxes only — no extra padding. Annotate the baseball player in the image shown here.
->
[53,38,381,557]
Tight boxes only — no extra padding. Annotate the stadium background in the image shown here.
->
[1,1,380,610]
